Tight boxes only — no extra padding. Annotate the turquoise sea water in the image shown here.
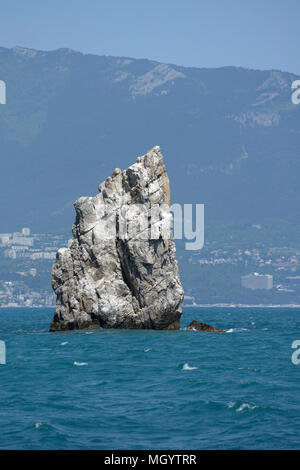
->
[0,307,300,450]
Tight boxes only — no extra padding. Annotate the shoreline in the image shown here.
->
[1,304,300,309]
[184,303,300,308]
[0,305,55,309]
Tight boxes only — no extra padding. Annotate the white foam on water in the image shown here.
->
[85,332,94,334]
[73,361,88,366]
[236,403,258,412]
[227,401,236,408]
[35,422,43,429]
[144,348,151,352]
[226,328,249,333]
[227,401,259,412]
[182,362,198,370]
[60,342,68,346]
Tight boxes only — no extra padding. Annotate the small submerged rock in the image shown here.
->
[187,320,225,332]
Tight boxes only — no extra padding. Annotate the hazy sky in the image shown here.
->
[0,0,299,74]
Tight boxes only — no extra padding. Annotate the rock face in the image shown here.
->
[50,146,184,331]
[187,320,225,333]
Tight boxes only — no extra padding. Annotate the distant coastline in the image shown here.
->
[0,305,54,309]
[2,302,299,310]
[184,303,300,308]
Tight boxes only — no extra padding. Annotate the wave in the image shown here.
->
[73,361,88,366]
[227,401,259,412]
[182,362,198,370]
[226,328,249,333]
[236,403,259,412]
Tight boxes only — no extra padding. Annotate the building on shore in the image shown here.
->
[241,273,273,290]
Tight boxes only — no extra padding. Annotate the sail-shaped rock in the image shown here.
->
[50,146,184,331]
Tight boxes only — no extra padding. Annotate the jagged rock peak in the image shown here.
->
[50,146,184,331]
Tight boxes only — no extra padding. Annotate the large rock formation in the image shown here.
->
[50,146,184,331]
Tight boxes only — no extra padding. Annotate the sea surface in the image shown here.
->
[0,307,300,450]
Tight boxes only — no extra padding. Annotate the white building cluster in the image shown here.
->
[241,273,273,290]
[0,228,33,248]
[0,227,57,260]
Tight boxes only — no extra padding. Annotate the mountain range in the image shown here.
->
[1,46,300,236]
